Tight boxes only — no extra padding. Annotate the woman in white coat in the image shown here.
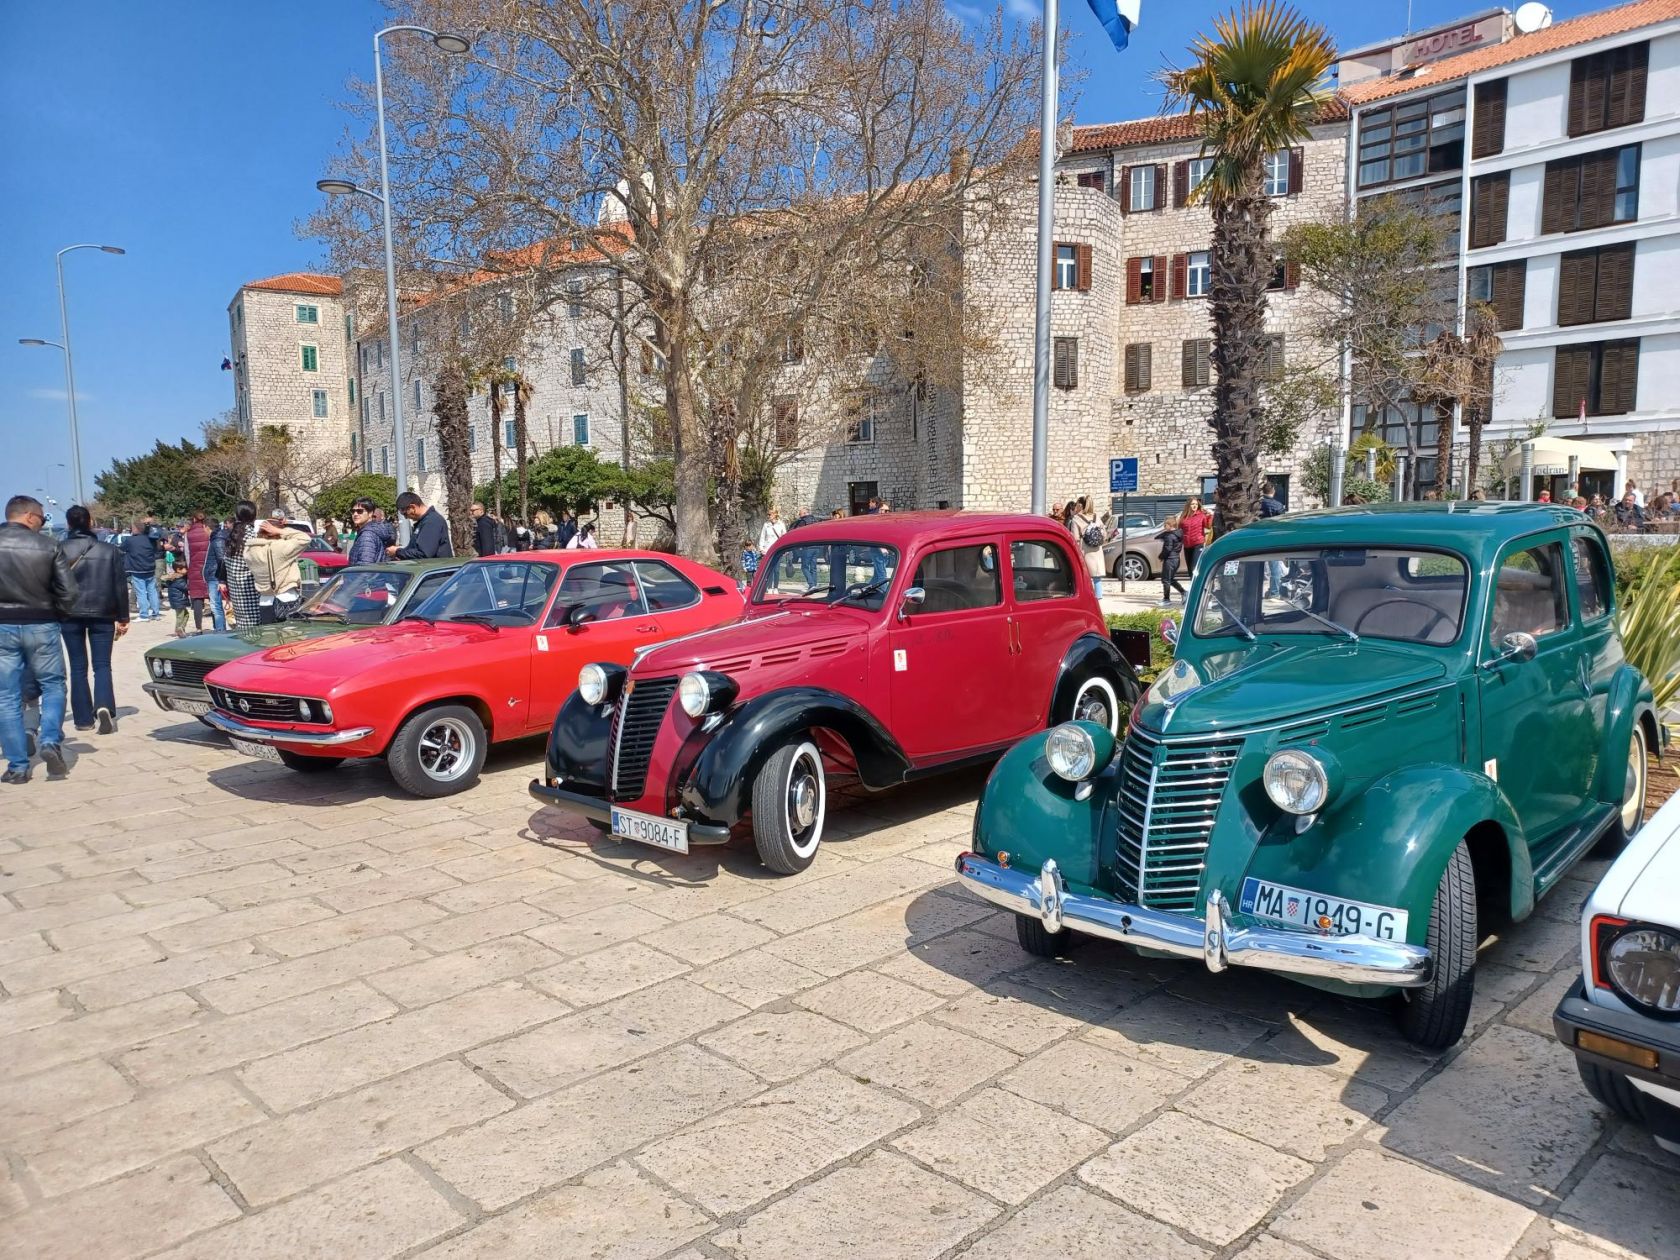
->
[757,508,787,556]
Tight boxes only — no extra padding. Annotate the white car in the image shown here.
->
[1554,786,1680,1154]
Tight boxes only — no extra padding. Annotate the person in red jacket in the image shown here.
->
[1180,497,1214,578]
[182,510,215,632]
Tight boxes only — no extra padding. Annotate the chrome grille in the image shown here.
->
[208,686,316,724]
[1112,729,1243,911]
[609,677,678,799]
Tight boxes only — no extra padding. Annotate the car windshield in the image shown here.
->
[1193,547,1468,646]
[295,569,407,625]
[753,541,900,611]
[412,561,556,624]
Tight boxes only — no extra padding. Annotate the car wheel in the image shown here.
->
[1395,839,1476,1051]
[1112,552,1149,582]
[750,739,826,875]
[1059,673,1125,736]
[1577,1060,1647,1123]
[386,704,487,798]
[275,750,344,774]
[1598,722,1649,855]
[1015,913,1073,957]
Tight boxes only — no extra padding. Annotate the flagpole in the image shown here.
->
[1029,0,1059,517]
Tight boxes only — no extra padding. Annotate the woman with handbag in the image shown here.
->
[221,502,262,629]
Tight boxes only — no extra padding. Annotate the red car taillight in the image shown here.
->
[1589,914,1630,992]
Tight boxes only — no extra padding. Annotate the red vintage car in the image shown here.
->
[531,512,1141,873]
[204,551,744,797]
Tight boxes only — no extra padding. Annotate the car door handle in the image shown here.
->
[635,623,659,634]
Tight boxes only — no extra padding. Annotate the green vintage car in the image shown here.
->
[141,560,461,719]
[956,503,1661,1048]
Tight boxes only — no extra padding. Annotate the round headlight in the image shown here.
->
[162,659,174,679]
[149,658,163,678]
[678,672,712,719]
[578,663,609,706]
[1607,927,1680,1015]
[1046,723,1097,782]
[1263,749,1328,815]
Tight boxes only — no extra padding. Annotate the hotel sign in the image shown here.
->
[1397,14,1506,68]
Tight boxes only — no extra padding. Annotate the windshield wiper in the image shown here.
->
[788,583,833,599]
[1211,593,1257,641]
[838,577,892,605]
[1289,599,1359,643]
[447,613,501,628]
[299,611,347,623]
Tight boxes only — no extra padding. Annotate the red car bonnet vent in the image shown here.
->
[760,649,802,666]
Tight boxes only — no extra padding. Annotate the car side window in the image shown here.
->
[1490,542,1569,647]
[911,543,1001,614]
[1010,539,1075,602]
[634,560,701,612]
[1570,535,1610,622]
[549,561,647,626]
[408,571,453,609]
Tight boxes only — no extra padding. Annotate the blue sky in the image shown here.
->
[2,0,1601,513]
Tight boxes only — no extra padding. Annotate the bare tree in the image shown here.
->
[431,358,477,554]
[198,417,355,519]
[305,0,1039,564]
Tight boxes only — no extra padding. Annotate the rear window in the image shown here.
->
[1010,539,1076,602]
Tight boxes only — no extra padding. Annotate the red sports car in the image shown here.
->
[204,550,744,797]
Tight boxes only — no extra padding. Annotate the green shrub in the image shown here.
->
[1108,610,1182,681]
[1617,544,1680,717]
[1608,540,1670,602]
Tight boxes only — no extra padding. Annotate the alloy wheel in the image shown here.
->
[417,717,476,782]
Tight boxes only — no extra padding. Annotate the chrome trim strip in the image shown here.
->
[955,852,1433,988]
[1140,678,1457,744]
[203,711,375,747]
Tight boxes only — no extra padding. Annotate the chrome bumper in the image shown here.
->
[954,852,1433,989]
[141,681,211,711]
[203,710,375,747]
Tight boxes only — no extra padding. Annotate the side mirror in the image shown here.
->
[566,604,595,631]
[898,586,926,621]
[1160,618,1179,649]
[1491,630,1538,666]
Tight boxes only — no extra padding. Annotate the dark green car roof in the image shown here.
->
[1217,502,1592,569]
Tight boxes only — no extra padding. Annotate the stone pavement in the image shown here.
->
[1,616,1674,1260]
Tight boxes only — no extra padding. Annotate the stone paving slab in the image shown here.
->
[0,616,1670,1259]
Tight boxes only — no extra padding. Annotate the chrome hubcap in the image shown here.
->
[418,718,474,781]
[790,773,817,830]
[1622,735,1646,832]
[1075,693,1110,728]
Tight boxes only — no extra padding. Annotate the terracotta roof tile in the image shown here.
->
[243,272,344,297]
[1343,0,1680,104]
[1064,98,1350,155]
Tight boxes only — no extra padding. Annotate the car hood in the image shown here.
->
[206,620,498,692]
[148,620,355,665]
[1614,800,1680,924]
[631,605,873,677]
[1140,638,1451,735]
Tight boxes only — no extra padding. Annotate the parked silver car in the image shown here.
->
[1102,524,1166,582]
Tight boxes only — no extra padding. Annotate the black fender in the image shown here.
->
[679,687,912,826]
[1048,632,1143,725]
[544,689,613,790]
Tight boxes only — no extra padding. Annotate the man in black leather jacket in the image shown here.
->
[59,505,130,734]
[0,495,77,781]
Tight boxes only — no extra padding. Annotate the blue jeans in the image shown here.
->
[0,623,67,772]
[207,580,227,631]
[61,619,116,728]
[129,574,160,620]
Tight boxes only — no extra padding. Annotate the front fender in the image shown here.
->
[1595,665,1658,803]
[545,688,612,789]
[1048,633,1142,722]
[680,687,911,826]
[1250,762,1534,939]
[972,729,1112,892]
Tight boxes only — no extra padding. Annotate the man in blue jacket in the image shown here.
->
[347,499,395,565]
[120,514,161,620]
[388,492,453,560]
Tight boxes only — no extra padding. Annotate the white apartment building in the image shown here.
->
[1344,0,1680,496]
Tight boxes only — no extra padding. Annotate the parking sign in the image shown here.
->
[1109,458,1139,494]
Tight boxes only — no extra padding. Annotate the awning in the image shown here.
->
[1499,437,1620,477]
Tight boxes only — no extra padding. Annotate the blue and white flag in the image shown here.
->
[1086,0,1139,51]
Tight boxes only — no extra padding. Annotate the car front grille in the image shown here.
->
[209,686,318,724]
[168,660,215,687]
[609,677,678,799]
[1112,729,1243,911]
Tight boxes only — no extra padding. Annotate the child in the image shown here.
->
[1156,515,1187,608]
[166,561,191,637]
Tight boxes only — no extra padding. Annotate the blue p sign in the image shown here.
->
[1109,458,1139,494]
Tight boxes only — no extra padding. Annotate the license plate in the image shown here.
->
[169,698,211,716]
[1239,878,1409,941]
[611,806,689,854]
[230,737,283,764]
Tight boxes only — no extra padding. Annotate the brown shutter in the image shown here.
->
[1153,164,1167,211]
[1126,256,1142,305]
[1595,243,1634,321]
[1284,259,1300,291]
[1288,147,1304,195]
[1182,339,1197,387]
[1153,255,1168,303]
[1050,242,1062,292]
[1124,343,1138,392]
[1586,148,1620,229]
[1169,252,1187,299]
[1472,79,1508,159]
[1557,250,1596,326]
[1076,242,1093,292]
[1600,339,1639,414]
[1054,337,1069,388]
[1489,260,1526,331]
[1125,343,1152,392]
[1616,42,1649,128]
[1119,166,1132,213]
[1470,173,1509,248]
[1197,339,1211,386]
[1542,160,1570,235]
[1262,335,1285,381]
[1137,342,1151,391]
[1553,345,1591,417]
[1173,160,1189,207]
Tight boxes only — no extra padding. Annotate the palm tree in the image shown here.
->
[486,366,509,519]
[1164,3,1336,529]
[432,360,476,556]
[1421,304,1503,498]
[512,374,534,523]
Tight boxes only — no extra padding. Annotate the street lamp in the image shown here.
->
[27,244,125,506]
[317,24,471,545]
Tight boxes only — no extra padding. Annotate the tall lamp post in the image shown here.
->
[318,25,471,545]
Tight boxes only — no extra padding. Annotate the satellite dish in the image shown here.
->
[1514,2,1554,33]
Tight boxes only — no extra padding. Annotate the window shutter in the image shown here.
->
[1051,241,1064,292]
[1557,250,1595,326]
[1568,60,1589,137]
[1076,243,1093,292]
[1490,260,1526,331]
[1600,339,1639,414]
[1473,80,1508,158]
[1284,259,1300,291]
[1137,342,1151,391]
[1182,339,1197,387]
[1126,256,1142,305]
[1584,148,1618,229]
[1553,345,1591,417]
[1595,243,1634,321]
[1470,173,1509,248]
[1542,161,1569,235]
[1262,335,1285,381]
[1173,160,1189,207]
[1124,344,1138,392]
[1287,147,1304,195]
[1125,343,1151,392]
[1119,167,1132,214]
[1153,164,1168,211]
[1169,253,1188,299]
[1615,43,1649,128]
[1153,255,1168,303]
[1053,337,1079,389]
[1183,339,1210,387]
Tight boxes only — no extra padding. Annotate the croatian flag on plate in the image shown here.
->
[1086,0,1140,51]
